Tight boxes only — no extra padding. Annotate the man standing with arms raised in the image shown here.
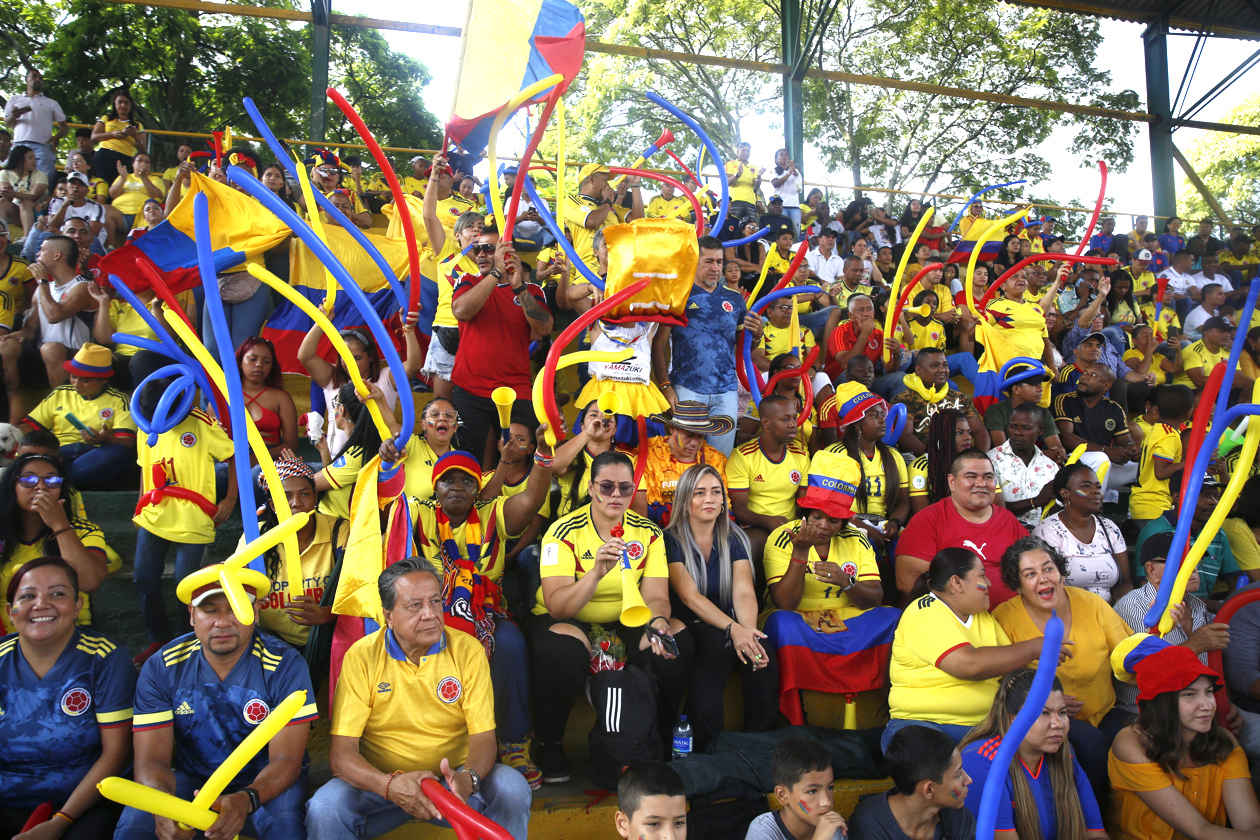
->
[653,235,761,456]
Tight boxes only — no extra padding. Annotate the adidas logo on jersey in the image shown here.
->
[754,475,765,482]
[175,701,194,715]
[582,550,594,560]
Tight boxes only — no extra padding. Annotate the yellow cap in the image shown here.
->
[578,162,610,185]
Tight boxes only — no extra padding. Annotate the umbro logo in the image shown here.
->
[175,701,194,715]
[377,682,392,693]
[582,550,594,560]
[754,475,765,482]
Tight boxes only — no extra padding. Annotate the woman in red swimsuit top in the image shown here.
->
[236,337,298,460]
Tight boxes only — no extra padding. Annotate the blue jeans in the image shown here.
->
[672,384,739,455]
[203,283,273,360]
[1101,325,1128,357]
[114,769,306,840]
[490,620,530,744]
[59,443,135,490]
[881,719,974,752]
[947,352,978,384]
[133,527,207,643]
[783,206,802,239]
[305,765,531,840]
[872,371,907,401]
[26,141,57,184]
[799,306,837,344]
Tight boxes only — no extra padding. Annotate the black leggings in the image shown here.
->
[1,801,122,840]
[526,614,695,747]
[93,148,134,183]
[684,621,781,752]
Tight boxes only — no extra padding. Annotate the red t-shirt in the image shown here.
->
[824,320,885,381]
[895,497,1027,606]
[450,274,546,398]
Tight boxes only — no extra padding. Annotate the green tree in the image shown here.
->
[1177,94,1260,225]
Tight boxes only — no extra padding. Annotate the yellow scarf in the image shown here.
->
[902,373,949,404]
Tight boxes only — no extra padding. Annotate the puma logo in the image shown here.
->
[963,539,988,560]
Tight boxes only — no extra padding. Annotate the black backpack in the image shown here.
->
[586,665,662,789]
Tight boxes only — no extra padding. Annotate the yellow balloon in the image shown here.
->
[884,207,935,364]
[1158,381,1260,635]
[176,565,272,607]
[486,73,564,226]
[746,246,779,305]
[162,309,302,598]
[247,263,391,441]
[555,97,567,233]
[191,690,309,814]
[292,155,338,315]
[531,348,633,447]
[1040,443,1089,520]
[964,204,1031,319]
[98,778,218,832]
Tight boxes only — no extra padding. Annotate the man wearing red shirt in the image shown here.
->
[823,294,904,399]
[894,449,1027,607]
[450,228,552,464]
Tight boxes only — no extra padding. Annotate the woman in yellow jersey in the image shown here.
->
[1109,645,1260,840]
[665,464,778,750]
[479,419,550,565]
[992,536,1134,798]
[884,547,1060,751]
[90,90,147,181]
[377,396,460,503]
[421,154,484,398]
[0,454,108,634]
[550,399,648,519]
[107,152,165,228]
[529,450,692,784]
[66,150,110,204]
[1122,324,1183,386]
[760,459,900,725]
[908,408,973,515]
[895,289,948,353]
[314,384,387,519]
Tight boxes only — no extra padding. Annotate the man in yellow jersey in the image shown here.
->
[1176,317,1242,392]
[1129,384,1193,529]
[562,162,642,276]
[957,201,985,239]
[727,394,810,568]
[725,141,762,230]
[22,343,136,490]
[310,556,532,838]
[646,181,687,219]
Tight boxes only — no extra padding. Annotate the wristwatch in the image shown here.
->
[242,787,261,814]
[463,768,482,795]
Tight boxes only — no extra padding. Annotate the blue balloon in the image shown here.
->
[242,97,409,312]
[129,363,194,445]
[742,285,824,407]
[645,93,730,237]
[974,611,1064,840]
[106,277,218,401]
[944,180,1028,236]
[225,165,416,452]
[883,402,907,446]
[997,356,1048,392]
[1143,277,1260,629]
[520,175,607,291]
[725,226,771,249]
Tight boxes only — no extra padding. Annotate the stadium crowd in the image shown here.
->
[6,67,1260,840]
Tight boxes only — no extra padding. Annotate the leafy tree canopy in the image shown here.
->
[1178,94,1260,225]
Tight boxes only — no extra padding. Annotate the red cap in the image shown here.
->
[1134,644,1223,701]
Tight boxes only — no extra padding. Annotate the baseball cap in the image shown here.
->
[1203,316,1234,333]
[65,171,89,187]
[769,194,783,203]
[1135,249,1153,261]
[1081,331,1108,346]
[1042,216,1057,224]
[1139,531,1175,566]
[578,162,610,184]
[818,227,838,238]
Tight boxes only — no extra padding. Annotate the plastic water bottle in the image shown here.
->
[672,715,693,760]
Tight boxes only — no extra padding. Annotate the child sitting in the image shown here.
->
[615,760,688,840]
[745,738,848,840]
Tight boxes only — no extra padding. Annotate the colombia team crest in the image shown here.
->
[61,687,91,716]
[243,698,270,724]
[437,676,462,703]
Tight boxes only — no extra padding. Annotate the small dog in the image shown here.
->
[0,422,21,467]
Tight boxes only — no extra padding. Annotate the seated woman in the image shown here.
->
[886,547,1062,750]
[665,464,778,751]
[314,384,387,520]
[1109,645,1260,840]
[378,396,461,502]
[392,436,553,788]
[1033,463,1133,603]
[761,460,900,726]
[960,669,1108,839]
[550,399,647,519]
[993,535,1134,798]
[0,558,134,838]
[0,454,108,634]
[528,451,694,785]
[908,407,974,516]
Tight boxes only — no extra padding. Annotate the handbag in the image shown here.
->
[218,271,262,303]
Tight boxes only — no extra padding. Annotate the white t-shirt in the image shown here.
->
[1157,267,1196,296]
[769,167,802,208]
[1183,305,1216,341]
[805,248,844,285]
[48,197,106,229]
[3,94,65,145]
[1192,271,1234,293]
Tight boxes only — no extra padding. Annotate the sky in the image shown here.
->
[341,0,1257,225]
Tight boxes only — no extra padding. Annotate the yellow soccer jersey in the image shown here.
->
[908,454,929,499]
[724,160,758,204]
[428,237,480,330]
[534,507,667,624]
[894,318,946,352]
[811,446,908,518]
[725,439,810,519]
[133,410,233,544]
[1,519,106,633]
[1131,423,1182,520]
[1140,301,1180,337]
[980,299,1048,365]
[434,193,475,232]
[26,385,137,446]
[831,282,875,313]
[411,496,517,583]
[0,255,31,330]
[889,593,1010,726]
[483,469,550,519]
[646,195,687,219]
[396,436,447,501]
[332,627,494,774]
[254,512,346,646]
[317,445,365,519]
[109,298,159,358]
[563,194,622,275]
[763,519,879,612]
[756,322,816,360]
[1175,340,1228,388]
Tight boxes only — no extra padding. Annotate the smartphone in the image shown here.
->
[645,624,679,658]
[65,413,91,433]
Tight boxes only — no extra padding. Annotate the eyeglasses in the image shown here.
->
[18,474,64,489]
[471,244,495,256]
[425,410,458,422]
[594,480,636,498]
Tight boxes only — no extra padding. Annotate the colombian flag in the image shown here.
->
[95,172,289,293]
[763,606,901,725]
[446,0,586,154]
[946,239,1002,264]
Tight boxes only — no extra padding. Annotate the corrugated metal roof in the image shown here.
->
[1004,0,1260,39]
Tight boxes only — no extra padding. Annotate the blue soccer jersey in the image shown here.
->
[133,630,318,786]
[671,284,747,394]
[961,736,1104,837]
[0,628,135,808]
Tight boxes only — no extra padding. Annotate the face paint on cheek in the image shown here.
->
[1073,488,1090,498]
[797,800,812,815]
